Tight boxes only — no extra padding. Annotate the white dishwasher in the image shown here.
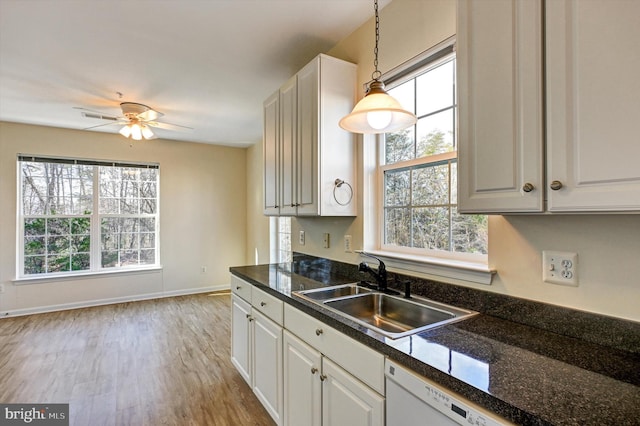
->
[385,359,511,426]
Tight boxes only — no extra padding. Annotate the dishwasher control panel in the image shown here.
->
[386,360,511,426]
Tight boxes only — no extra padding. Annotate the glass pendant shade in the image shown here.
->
[339,80,417,134]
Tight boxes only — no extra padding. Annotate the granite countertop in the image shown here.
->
[229,262,640,426]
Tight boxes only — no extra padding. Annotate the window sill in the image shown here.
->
[13,266,163,285]
[361,250,495,286]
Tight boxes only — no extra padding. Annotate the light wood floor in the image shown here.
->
[0,293,275,426]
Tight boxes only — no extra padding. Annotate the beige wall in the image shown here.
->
[0,122,247,314]
[284,0,640,322]
[245,141,271,265]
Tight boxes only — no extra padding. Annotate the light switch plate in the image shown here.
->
[323,233,330,248]
[543,251,578,286]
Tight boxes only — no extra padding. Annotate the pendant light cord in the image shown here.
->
[372,0,382,81]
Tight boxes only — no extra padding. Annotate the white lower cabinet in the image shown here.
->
[231,277,284,425]
[284,331,384,426]
[232,276,384,426]
[283,331,322,426]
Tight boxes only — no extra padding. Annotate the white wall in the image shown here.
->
[283,0,640,322]
[246,141,271,265]
[0,122,247,315]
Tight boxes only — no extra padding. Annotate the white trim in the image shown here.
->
[361,250,495,286]
[0,284,230,318]
[13,265,164,284]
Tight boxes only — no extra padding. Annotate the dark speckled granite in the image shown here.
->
[230,255,640,426]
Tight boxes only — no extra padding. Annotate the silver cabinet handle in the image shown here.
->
[315,328,323,336]
[550,180,563,191]
[522,182,535,193]
[311,367,318,375]
[260,301,266,307]
[319,374,327,381]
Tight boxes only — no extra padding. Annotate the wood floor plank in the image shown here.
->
[0,293,275,426]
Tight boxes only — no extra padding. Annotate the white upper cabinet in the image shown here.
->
[545,0,640,212]
[457,0,640,213]
[458,0,544,213]
[263,54,357,217]
[263,90,280,215]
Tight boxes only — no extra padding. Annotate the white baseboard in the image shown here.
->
[0,284,231,318]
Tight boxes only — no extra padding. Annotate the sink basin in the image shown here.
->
[294,283,373,301]
[294,284,476,339]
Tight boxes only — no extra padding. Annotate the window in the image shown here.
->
[270,217,292,263]
[18,156,159,278]
[378,48,487,262]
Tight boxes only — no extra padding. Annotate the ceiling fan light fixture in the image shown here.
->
[130,123,143,140]
[141,125,155,140]
[339,0,416,134]
[119,124,132,138]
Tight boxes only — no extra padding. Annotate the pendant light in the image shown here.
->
[339,0,417,134]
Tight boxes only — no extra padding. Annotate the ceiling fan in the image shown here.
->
[76,102,192,140]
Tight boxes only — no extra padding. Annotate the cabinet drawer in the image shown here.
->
[252,287,284,326]
[231,276,252,302]
[284,304,384,394]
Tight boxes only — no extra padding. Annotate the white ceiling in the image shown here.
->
[0,0,390,147]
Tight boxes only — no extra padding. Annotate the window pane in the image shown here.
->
[385,208,410,246]
[412,207,450,250]
[416,108,455,157]
[385,169,410,206]
[452,210,488,255]
[385,129,415,164]
[412,163,450,206]
[416,59,455,116]
[388,79,415,114]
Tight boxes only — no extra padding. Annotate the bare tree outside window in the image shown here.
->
[381,55,487,257]
[19,157,159,277]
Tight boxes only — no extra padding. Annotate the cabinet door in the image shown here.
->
[283,331,322,426]
[253,310,283,425]
[457,0,544,213]
[264,90,280,215]
[280,75,298,216]
[231,295,252,385]
[296,57,320,216]
[322,357,384,426]
[546,0,640,211]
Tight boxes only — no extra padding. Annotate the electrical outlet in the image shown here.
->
[323,233,330,249]
[344,235,352,252]
[299,230,305,245]
[201,266,207,273]
[0,284,4,293]
[543,251,578,286]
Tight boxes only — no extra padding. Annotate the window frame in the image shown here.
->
[16,155,161,280]
[362,36,495,285]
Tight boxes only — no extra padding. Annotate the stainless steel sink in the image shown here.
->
[295,283,373,301]
[293,284,476,339]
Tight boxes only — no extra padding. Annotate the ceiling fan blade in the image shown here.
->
[147,121,193,132]
[74,106,120,118]
[83,121,126,130]
[137,108,163,121]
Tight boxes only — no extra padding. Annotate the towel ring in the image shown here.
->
[333,178,353,206]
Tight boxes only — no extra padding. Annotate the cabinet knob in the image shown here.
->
[311,367,318,375]
[522,182,535,193]
[260,301,266,307]
[319,374,327,381]
[291,203,295,207]
[550,180,563,191]
[236,286,241,290]
[315,328,323,336]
